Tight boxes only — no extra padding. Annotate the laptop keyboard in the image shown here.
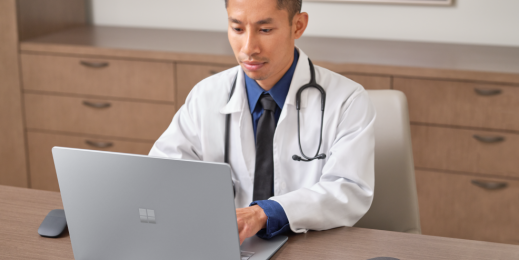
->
[241,251,255,260]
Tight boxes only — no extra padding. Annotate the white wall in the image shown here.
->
[91,0,519,47]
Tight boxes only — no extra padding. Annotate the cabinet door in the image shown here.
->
[341,74,391,90]
[394,77,519,131]
[24,93,175,141]
[416,169,519,245]
[411,124,519,179]
[176,63,234,107]
[27,131,154,191]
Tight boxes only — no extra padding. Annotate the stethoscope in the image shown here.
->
[224,58,327,164]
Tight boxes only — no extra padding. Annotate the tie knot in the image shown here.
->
[259,94,277,112]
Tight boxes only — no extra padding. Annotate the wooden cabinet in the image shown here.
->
[16,33,236,192]
[24,93,175,141]
[341,73,391,90]
[394,78,519,131]
[176,63,233,107]
[416,169,519,245]
[21,53,175,102]
[399,76,519,244]
[27,131,154,191]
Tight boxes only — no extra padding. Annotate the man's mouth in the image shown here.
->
[241,61,266,72]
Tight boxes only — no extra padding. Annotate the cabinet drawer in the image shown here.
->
[21,53,175,102]
[27,131,154,191]
[411,125,519,178]
[176,63,233,106]
[416,169,519,245]
[394,78,519,131]
[24,93,175,140]
[342,74,391,90]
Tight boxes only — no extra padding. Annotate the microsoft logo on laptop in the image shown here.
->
[139,208,156,224]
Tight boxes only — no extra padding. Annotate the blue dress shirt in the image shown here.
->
[244,48,299,239]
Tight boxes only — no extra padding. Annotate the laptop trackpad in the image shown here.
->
[240,235,288,260]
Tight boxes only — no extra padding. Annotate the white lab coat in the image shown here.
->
[149,48,376,234]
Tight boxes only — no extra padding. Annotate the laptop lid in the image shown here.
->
[53,147,241,260]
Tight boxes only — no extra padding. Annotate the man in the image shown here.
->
[150,0,375,245]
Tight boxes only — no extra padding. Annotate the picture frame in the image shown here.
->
[304,0,453,6]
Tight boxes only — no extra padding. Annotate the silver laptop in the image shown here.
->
[53,147,287,260]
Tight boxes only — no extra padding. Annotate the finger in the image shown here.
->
[239,230,246,245]
[236,218,244,232]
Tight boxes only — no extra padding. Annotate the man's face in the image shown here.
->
[226,0,300,84]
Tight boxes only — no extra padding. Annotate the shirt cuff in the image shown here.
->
[250,200,290,239]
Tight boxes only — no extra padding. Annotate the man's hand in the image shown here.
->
[236,205,268,245]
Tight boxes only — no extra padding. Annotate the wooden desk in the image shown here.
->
[1,185,518,260]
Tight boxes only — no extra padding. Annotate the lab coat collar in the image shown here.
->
[220,66,247,115]
[285,47,311,109]
[218,66,256,177]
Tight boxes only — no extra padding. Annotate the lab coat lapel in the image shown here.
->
[273,48,312,195]
[219,68,256,178]
[278,48,311,124]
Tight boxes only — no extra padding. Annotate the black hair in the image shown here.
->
[225,0,302,24]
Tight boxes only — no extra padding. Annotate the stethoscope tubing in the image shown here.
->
[224,58,326,164]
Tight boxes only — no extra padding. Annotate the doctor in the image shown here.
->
[150,0,375,245]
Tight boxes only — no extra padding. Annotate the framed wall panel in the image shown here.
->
[305,0,453,5]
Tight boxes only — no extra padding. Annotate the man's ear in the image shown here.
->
[293,12,309,40]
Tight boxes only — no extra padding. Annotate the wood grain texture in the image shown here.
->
[411,124,519,179]
[21,53,175,102]
[318,61,519,85]
[17,0,86,41]
[1,185,519,260]
[295,30,519,75]
[27,131,154,192]
[0,185,72,260]
[24,93,175,141]
[19,26,519,84]
[395,77,519,131]
[176,63,234,107]
[0,0,28,187]
[271,227,519,260]
[21,26,239,65]
[416,169,519,245]
[342,73,392,89]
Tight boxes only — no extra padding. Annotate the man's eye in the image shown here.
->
[260,29,272,33]
[233,27,243,32]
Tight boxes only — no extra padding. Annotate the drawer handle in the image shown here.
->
[83,100,111,109]
[474,88,502,96]
[473,135,505,143]
[80,61,109,68]
[85,140,114,148]
[209,70,219,75]
[471,180,508,190]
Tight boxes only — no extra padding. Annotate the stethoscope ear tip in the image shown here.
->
[292,155,302,161]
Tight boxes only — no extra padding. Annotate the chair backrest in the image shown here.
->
[354,90,421,234]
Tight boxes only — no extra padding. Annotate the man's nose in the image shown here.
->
[242,31,260,59]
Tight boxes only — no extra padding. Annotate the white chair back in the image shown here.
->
[354,90,421,234]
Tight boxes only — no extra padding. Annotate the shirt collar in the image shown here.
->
[245,48,300,113]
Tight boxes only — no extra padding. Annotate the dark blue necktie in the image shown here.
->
[253,94,277,201]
